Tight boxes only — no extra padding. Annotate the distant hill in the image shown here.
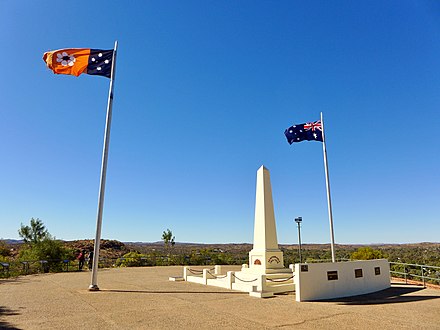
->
[3,238,438,247]
[2,239,440,264]
[2,239,23,245]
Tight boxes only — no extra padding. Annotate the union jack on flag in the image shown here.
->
[284,120,323,145]
[304,120,322,132]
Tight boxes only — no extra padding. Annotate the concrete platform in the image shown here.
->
[1,266,440,329]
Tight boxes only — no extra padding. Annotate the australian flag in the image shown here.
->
[284,120,323,145]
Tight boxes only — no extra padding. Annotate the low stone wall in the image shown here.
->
[182,265,294,298]
[295,259,390,302]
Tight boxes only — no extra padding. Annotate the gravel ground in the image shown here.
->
[1,266,440,329]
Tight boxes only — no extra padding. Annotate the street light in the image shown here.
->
[295,217,302,263]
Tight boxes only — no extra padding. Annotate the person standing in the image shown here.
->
[87,251,94,270]
[77,250,85,271]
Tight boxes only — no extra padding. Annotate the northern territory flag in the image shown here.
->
[43,48,114,78]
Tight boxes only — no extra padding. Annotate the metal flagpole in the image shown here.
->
[320,112,336,263]
[89,40,118,291]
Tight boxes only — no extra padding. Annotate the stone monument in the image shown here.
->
[240,165,291,275]
[181,165,294,297]
[228,166,293,297]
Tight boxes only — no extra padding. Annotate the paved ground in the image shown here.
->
[1,266,440,329]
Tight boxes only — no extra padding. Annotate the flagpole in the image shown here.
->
[89,40,118,291]
[320,112,336,263]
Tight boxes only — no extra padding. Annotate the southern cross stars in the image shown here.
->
[87,49,113,78]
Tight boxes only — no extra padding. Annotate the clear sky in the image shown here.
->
[1,1,439,245]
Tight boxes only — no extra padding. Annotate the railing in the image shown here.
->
[0,258,109,278]
[302,258,351,263]
[0,255,220,278]
[389,261,440,287]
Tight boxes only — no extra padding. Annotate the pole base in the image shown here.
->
[88,284,100,291]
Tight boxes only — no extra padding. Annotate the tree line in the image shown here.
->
[1,219,439,277]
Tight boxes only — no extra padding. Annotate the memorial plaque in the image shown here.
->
[327,270,338,281]
[375,267,381,275]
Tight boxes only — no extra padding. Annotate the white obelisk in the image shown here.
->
[247,165,287,274]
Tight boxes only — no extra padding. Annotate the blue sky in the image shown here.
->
[1,1,439,244]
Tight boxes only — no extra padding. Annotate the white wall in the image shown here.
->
[295,259,390,302]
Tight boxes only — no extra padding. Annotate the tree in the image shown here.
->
[18,218,50,243]
[17,218,72,269]
[162,229,175,250]
[162,229,175,264]
[351,247,384,260]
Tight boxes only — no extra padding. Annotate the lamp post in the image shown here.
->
[295,217,302,263]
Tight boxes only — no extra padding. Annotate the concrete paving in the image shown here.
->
[1,266,440,329]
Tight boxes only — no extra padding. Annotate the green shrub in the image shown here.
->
[18,239,72,272]
[116,252,147,267]
[0,241,11,257]
[351,247,385,260]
